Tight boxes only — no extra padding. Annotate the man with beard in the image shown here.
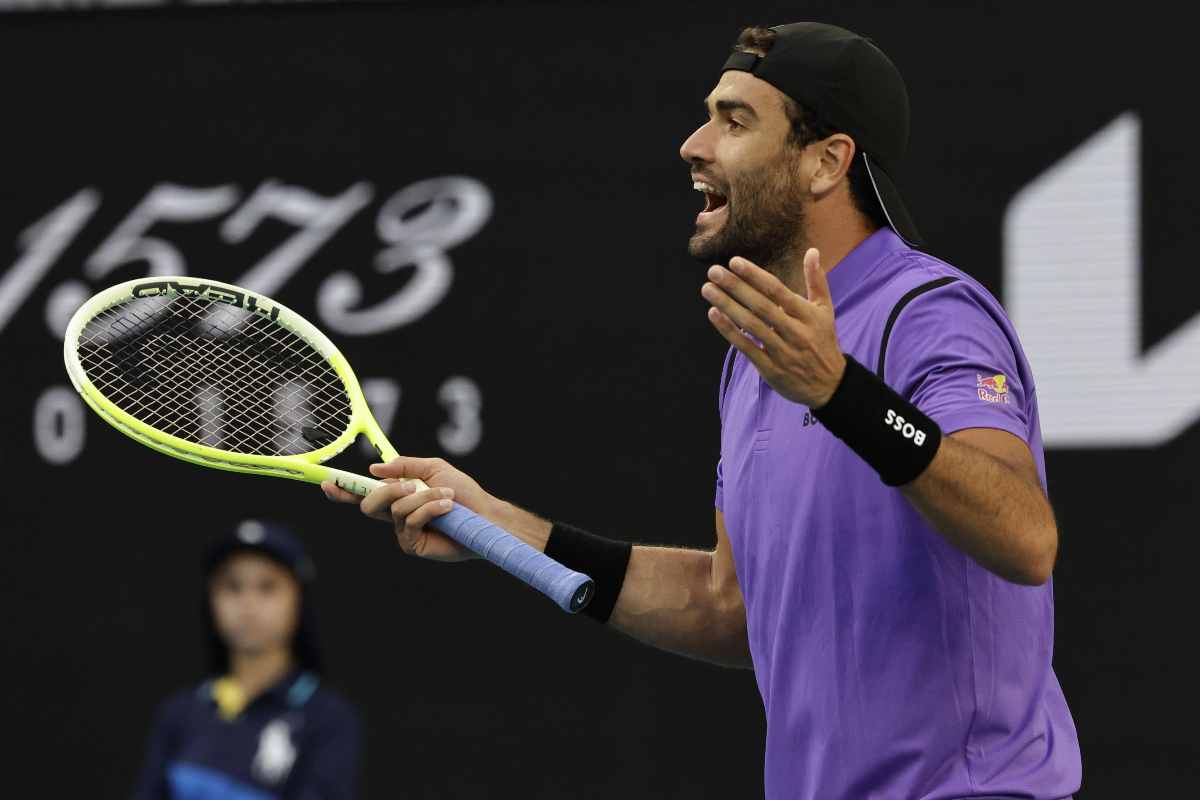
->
[322,22,1081,799]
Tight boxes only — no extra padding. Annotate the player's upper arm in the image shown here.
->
[884,279,1033,447]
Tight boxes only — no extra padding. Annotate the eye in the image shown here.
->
[727,119,744,131]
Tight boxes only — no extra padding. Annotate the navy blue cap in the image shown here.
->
[203,519,324,674]
[204,519,316,584]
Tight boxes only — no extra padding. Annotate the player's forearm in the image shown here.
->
[807,358,1056,585]
[901,436,1058,585]
[487,500,751,667]
[607,545,752,668]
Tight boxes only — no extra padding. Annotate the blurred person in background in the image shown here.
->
[133,520,362,800]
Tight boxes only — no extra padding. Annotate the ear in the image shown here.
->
[809,133,857,197]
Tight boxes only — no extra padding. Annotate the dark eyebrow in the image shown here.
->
[706,98,760,120]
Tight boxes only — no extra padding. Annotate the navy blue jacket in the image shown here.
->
[133,671,361,800]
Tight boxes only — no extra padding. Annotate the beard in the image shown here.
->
[688,153,808,279]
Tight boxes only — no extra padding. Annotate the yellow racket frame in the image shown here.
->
[63,276,398,497]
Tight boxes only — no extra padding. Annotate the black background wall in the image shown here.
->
[1,1,1194,796]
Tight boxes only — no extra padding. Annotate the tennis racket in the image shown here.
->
[62,276,593,614]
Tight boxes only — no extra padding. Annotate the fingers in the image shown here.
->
[702,277,783,351]
[389,485,455,526]
[801,248,832,309]
[368,455,447,481]
[725,256,818,319]
[360,480,444,521]
[706,263,790,329]
[706,306,775,375]
[392,488,456,556]
[359,480,407,521]
[360,479,453,542]
[727,256,806,315]
[320,480,359,504]
[346,478,460,559]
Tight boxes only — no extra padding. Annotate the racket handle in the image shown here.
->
[335,470,593,613]
[431,505,594,614]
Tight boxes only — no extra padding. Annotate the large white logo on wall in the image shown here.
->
[2,177,492,465]
[1005,113,1200,447]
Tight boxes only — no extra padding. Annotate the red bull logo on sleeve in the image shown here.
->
[977,373,1011,404]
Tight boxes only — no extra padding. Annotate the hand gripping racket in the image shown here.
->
[62,276,593,613]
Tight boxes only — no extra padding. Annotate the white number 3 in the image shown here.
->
[438,376,482,456]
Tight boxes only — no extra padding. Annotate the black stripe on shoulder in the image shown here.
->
[877,276,959,379]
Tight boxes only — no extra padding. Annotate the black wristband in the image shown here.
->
[544,522,632,623]
[812,355,942,486]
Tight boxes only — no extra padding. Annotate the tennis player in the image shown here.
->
[133,521,362,799]
[324,22,1081,799]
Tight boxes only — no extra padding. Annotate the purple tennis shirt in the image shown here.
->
[715,228,1081,799]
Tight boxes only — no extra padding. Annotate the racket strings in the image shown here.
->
[76,295,352,456]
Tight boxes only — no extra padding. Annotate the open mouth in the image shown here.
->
[694,180,729,218]
[703,192,728,213]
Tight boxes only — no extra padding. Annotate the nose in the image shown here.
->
[680,120,714,165]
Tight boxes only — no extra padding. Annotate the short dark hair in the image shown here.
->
[734,26,887,230]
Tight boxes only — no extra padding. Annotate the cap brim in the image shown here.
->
[863,153,923,248]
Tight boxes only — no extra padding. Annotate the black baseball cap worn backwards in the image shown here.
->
[722,22,923,247]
